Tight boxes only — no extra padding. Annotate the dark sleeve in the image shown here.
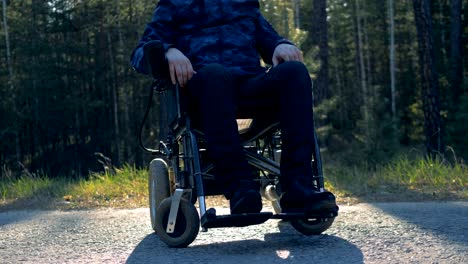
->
[255,14,294,65]
[130,0,177,75]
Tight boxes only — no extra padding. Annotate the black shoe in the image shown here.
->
[280,181,337,214]
[228,180,262,214]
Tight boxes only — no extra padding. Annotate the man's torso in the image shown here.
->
[162,0,265,76]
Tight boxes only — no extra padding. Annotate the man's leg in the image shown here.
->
[187,63,262,214]
[238,61,336,212]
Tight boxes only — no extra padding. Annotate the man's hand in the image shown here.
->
[272,44,304,66]
[165,47,196,87]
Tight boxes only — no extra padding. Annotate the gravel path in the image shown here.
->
[1,202,467,264]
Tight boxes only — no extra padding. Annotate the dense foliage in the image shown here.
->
[0,0,466,177]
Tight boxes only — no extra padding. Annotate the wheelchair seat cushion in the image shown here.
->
[236,119,253,134]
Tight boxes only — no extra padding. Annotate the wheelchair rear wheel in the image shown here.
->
[155,197,200,248]
[290,217,335,235]
[149,158,171,232]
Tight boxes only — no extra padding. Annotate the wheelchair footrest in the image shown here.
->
[201,208,273,228]
[272,207,339,220]
[200,207,338,229]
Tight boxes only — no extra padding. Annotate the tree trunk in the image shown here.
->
[107,31,121,164]
[362,4,373,88]
[281,0,289,38]
[449,0,462,102]
[413,0,444,156]
[432,0,448,68]
[355,0,370,139]
[2,0,21,163]
[116,0,132,162]
[293,0,300,28]
[1,0,12,82]
[388,0,397,132]
[312,0,329,105]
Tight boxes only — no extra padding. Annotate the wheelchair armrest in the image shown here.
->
[143,40,171,82]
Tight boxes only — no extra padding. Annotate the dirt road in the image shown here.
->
[1,202,466,264]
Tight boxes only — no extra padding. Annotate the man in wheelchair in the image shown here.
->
[131,0,337,216]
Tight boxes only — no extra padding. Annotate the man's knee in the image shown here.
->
[274,61,310,79]
[271,61,312,97]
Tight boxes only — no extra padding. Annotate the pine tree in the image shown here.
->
[413,0,444,156]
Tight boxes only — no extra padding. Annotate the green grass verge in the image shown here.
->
[0,165,148,211]
[325,154,467,203]
[0,155,466,211]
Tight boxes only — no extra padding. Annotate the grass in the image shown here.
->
[324,154,467,204]
[0,165,149,211]
[0,155,466,211]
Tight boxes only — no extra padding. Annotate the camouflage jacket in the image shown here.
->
[131,0,292,77]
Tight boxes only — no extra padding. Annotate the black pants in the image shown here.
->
[187,61,314,195]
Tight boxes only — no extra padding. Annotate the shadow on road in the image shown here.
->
[334,174,468,248]
[369,201,468,247]
[126,222,363,264]
[0,209,50,227]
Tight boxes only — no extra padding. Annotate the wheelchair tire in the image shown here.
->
[149,158,171,232]
[290,217,335,236]
[155,197,200,248]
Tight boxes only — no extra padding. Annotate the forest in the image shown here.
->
[0,0,466,178]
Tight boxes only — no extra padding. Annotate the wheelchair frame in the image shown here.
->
[140,79,337,248]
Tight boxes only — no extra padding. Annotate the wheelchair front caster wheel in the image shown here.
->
[290,217,335,236]
[149,159,171,232]
[155,197,200,248]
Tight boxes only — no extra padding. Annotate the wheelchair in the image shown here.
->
[138,41,338,248]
